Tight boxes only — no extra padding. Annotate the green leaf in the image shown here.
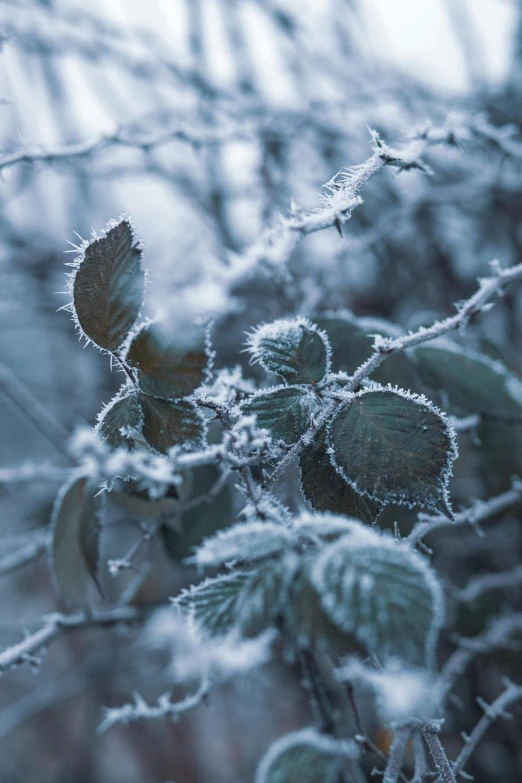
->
[241,386,313,445]
[96,390,143,449]
[328,389,457,514]
[126,323,208,399]
[73,220,144,352]
[248,318,330,384]
[311,523,444,666]
[51,474,103,608]
[140,394,204,454]
[109,479,182,528]
[413,342,522,419]
[162,465,233,561]
[194,521,294,567]
[176,560,286,637]
[283,557,361,654]
[255,728,357,783]
[316,311,419,389]
[299,427,382,524]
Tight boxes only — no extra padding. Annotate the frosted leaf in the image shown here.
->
[70,218,145,353]
[95,387,143,450]
[283,556,360,654]
[174,560,287,638]
[311,522,444,666]
[51,473,103,608]
[292,511,366,543]
[328,387,457,515]
[140,395,205,454]
[338,658,442,724]
[240,385,314,446]
[412,340,522,419]
[193,521,295,567]
[255,728,358,783]
[126,322,208,399]
[246,317,331,385]
[299,426,382,524]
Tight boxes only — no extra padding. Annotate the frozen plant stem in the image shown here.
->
[422,722,456,783]
[383,727,411,783]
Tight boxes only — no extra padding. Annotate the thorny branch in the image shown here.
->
[0,607,142,674]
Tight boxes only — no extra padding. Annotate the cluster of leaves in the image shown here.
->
[49,217,522,782]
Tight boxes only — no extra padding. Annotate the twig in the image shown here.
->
[408,482,522,546]
[457,564,522,603]
[0,121,252,174]
[412,730,431,782]
[98,678,210,733]
[348,260,522,392]
[440,614,522,695]
[422,722,456,783]
[0,532,48,579]
[384,727,412,783]
[450,679,522,779]
[0,607,142,674]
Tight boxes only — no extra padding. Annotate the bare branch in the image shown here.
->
[440,614,522,695]
[0,532,48,579]
[450,679,522,779]
[349,261,522,391]
[0,607,142,674]
[383,727,411,783]
[457,564,522,604]
[408,482,522,546]
[422,721,457,783]
[98,678,210,733]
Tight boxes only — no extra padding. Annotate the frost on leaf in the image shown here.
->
[140,394,205,454]
[255,728,358,783]
[175,561,286,638]
[193,521,294,568]
[316,310,419,389]
[72,219,145,353]
[328,388,457,515]
[311,522,444,666]
[126,323,208,399]
[240,386,314,446]
[299,427,382,524]
[413,341,522,419]
[51,473,103,608]
[96,388,143,450]
[246,317,330,385]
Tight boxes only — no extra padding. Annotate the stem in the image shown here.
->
[422,723,456,783]
[299,649,336,735]
[383,727,411,783]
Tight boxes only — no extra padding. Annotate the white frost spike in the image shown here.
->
[192,521,295,568]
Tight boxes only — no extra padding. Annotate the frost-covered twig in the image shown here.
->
[0,532,48,579]
[457,564,522,603]
[98,678,210,733]
[0,607,141,674]
[383,727,412,783]
[0,121,252,173]
[408,482,522,545]
[108,523,159,576]
[449,679,522,779]
[234,130,431,278]
[0,462,71,484]
[348,261,522,391]
[440,614,522,695]
[422,721,457,783]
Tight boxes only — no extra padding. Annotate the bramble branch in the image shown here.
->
[0,607,142,674]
